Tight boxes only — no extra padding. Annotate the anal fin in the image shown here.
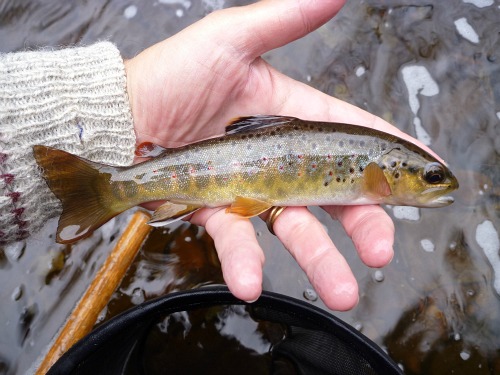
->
[148,202,201,227]
[226,196,273,218]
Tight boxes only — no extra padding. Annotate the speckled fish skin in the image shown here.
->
[111,116,456,207]
[33,115,459,244]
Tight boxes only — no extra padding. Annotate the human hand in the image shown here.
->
[125,0,433,310]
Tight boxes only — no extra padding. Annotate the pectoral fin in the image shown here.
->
[148,202,202,227]
[363,162,392,198]
[226,196,273,218]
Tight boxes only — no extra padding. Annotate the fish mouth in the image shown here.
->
[428,195,455,207]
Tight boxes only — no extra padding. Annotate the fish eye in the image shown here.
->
[424,163,445,184]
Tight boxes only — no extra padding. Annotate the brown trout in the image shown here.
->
[33,115,458,244]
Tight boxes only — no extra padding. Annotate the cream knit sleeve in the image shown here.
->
[0,42,136,244]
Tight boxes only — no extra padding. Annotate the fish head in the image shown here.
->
[378,148,459,207]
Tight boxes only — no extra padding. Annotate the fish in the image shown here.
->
[33,115,459,244]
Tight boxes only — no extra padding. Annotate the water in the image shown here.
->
[0,0,499,374]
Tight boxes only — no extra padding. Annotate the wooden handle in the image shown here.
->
[36,210,152,374]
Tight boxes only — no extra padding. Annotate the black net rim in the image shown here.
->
[48,285,403,375]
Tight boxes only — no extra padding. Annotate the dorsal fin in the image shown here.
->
[225,115,296,135]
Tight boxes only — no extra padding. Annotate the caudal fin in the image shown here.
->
[33,145,125,244]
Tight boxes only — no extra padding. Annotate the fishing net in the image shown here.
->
[48,286,402,375]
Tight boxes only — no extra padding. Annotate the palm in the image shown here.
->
[128,32,279,147]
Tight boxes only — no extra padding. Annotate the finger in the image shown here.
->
[190,208,265,302]
[323,205,395,268]
[207,0,346,58]
[262,207,359,311]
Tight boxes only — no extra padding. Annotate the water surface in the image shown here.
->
[0,0,499,374]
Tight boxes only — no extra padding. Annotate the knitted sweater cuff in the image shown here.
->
[0,42,136,244]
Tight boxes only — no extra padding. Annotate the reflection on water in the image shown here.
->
[140,305,286,375]
[99,223,224,323]
[0,0,499,374]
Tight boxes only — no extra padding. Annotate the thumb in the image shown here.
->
[207,0,346,59]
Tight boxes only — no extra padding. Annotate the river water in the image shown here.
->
[0,0,499,374]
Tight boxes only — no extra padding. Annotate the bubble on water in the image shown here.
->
[303,288,318,302]
[353,321,363,331]
[460,351,471,360]
[355,65,366,77]
[4,241,26,262]
[420,239,435,253]
[202,0,225,12]
[373,270,385,282]
[159,0,191,9]
[96,306,108,324]
[454,18,480,44]
[11,285,23,301]
[475,220,500,295]
[176,8,184,17]
[462,0,494,8]
[392,206,420,221]
[123,5,137,19]
[131,287,146,305]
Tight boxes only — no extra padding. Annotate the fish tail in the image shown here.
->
[33,145,126,244]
